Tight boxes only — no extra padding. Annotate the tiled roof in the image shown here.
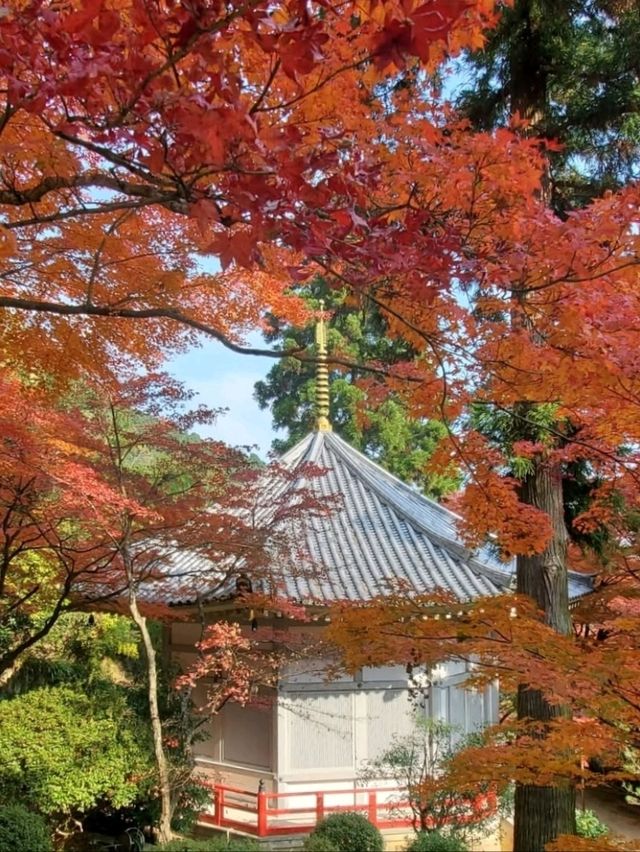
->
[152,429,592,607]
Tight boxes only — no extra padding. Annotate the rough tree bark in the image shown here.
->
[515,459,576,851]
[508,2,577,848]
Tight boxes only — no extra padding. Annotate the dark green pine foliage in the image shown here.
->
[255,280,459,499]
[457,0,640,215]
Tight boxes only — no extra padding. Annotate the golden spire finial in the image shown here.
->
[315,300,332,432]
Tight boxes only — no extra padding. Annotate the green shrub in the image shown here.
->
[311,812,383,852]
[0,685,154,821]
[0,804,52,852]
[303,834,339,852]
[405,831,468,852]
[362,718,493,842]
[158,836,261,851]
[575,808,608,839]
[622,745,640,807]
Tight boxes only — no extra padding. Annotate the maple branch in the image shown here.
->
[110,0,265,125]
[508,256,640,294]
[0,172,176,209]
[1,583,42,619]
[257,52,374,114]
[51,123,177,189]
[0,294,419,381]
[5,200,161,230]
[250,59,282,115]
[86,211,133,306]
[0,559,79,674]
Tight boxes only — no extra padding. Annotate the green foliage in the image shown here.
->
[135,780,213,835]
[405,831,468,852]
[2,612,141,697]
[157,836,261,851]
[0,610,214,839]
[622,744,640,807]
[172,783,214,834]
[0,684,154,821]
[302,834,339,852]
[362,716,494,843]
[470,402,559,451]
[456,0,640,214]
[255,279,458,498]
[575,808,608,839]
[469,402,616,557]
[310,812,383,852]
[0,804,52,852]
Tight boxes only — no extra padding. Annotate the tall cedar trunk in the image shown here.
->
[509,2,576,848]
[128,589,174,843]
[514,460,576,851]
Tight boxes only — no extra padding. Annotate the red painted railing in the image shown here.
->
[199,782,496,838]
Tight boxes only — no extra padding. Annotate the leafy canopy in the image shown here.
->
[0,684,154,818]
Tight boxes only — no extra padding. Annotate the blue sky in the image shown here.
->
[167,333,279,459]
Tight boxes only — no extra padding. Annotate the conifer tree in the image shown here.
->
[255,280,458,497]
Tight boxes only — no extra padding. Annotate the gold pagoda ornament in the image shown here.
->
[315,301,332,432]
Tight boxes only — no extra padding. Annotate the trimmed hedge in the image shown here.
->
[158,836,261,851]
[302,834,339,852]
[0,804,52,852]
[310,812,383,852]
[405,831,468,852]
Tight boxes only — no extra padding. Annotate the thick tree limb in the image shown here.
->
[0,295,419,380]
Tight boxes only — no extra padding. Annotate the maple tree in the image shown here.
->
[64,371,333,842]
[353,148,640,848]
[173,616,327,792]
[0,373,134,682]
[449,3,640,844]
[2,2,640,849]
[327,585,640,849]
[0,0,500,383]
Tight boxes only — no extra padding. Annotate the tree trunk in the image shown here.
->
[128,591,174,844]
[514,459,576,851]
[507,4,577,848]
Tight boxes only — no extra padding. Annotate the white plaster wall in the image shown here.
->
[171,617,499,796]
[277,658,500,785]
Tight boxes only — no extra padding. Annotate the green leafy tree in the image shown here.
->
[255,280,458,498]
[361,717,493,844]
[1,612,141,698]
[0,685,154,826]
[0,610,212,840]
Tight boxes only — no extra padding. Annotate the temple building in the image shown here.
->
[161,314,592,841]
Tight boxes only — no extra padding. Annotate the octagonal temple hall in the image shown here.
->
[158,312,592,840]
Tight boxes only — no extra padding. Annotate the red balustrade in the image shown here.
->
[198,781,497,838]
